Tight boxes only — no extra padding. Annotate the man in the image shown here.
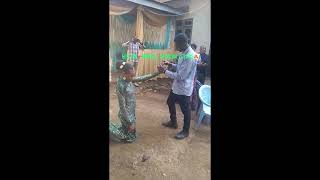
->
[197,46,209,84]
[157,33,197,139]
[122,36,145,77]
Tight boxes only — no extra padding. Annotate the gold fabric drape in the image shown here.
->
[109,2,176,77]
[109,16,136,43]
[137,49,176,78]
[109,0,136,15]
[142,8,167,27]
[143,21,166,46]
[135,6,144,41]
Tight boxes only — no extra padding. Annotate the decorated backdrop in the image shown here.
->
[109,0,175,75]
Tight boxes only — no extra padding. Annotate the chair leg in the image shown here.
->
[196,110,206,129]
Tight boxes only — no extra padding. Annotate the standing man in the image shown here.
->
[197,46,209,85]
[122,36,145,86]
[157,33,197,139]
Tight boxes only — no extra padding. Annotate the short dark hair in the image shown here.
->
[174,33,188,44]
[191,43,197,50]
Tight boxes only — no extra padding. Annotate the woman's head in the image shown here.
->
[116,61,135,81]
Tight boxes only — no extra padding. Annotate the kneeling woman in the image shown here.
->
[109,61,160,143]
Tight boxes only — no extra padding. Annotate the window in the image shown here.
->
[176,20,183,26]
[175,18,193,44]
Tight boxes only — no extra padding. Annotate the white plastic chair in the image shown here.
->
[195,85,211,129]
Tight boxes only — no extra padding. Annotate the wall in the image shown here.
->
[176,0,211,52]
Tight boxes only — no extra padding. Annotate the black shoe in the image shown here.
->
[162,121,178,129]
[175,130,189,139]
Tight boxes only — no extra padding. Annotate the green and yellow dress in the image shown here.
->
[109,72,160,143]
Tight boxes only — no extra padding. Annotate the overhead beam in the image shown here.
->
[125,0,184,15]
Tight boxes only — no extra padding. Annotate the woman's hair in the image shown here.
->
[116,61,133,73]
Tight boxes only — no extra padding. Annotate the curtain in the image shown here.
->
[136,49,177,77]
[142,7,167,27]
[109,0,136,15]
[135,6,144,41]
[142,7,175,49]
[109,15,136,71]
[109,1,176,73]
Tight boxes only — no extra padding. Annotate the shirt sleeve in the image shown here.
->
[202,54,209,64]
[138,42,145,49]
[170,63,177,72]
[122,41,130,47]
[165,59,194,80]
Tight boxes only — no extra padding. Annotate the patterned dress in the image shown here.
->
[109,72,160,143]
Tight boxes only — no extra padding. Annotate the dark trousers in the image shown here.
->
[167,90,191,132]
[197,72,206,85]
[133,61,138,73]
[197,72,206,113]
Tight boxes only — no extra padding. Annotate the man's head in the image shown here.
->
[191,43,197,51]
[174,33,188,52]
[200,46,206,54]
[131,36,138,43]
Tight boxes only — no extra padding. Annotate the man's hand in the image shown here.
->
[157,65,167,73]
[163,60,173,66]
[198,63,207,67]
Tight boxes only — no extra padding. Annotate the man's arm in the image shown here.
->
[138,42,145,49]
[163,60,177,72]
[122,41,130,47]
[170,64,177,72]
[165,59,194,80]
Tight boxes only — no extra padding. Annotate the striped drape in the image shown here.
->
[109,4,176,73]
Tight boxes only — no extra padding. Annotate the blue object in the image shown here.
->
[196,85,211,128]
[164,17,171,49]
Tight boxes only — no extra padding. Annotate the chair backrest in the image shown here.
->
[199,85,211,107]
[196,80,202,91]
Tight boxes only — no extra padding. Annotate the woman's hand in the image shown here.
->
[128,124,135,133]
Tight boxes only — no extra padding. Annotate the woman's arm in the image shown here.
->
[116,86,130,122]
[132,72,161,83]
